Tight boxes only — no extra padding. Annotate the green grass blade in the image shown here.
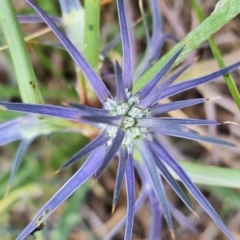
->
[134,0,240,93]
[173,162,240,188]
[189,0,240,109]
[83,0,100,74]
[81,0,101,105]
[61,0,100,105]
[0,0,43,104]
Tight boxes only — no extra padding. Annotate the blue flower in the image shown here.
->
[1,0,240,239]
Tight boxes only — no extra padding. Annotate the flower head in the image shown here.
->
[1,0,240,239]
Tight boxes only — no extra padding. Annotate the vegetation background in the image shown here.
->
[0,0,240,239]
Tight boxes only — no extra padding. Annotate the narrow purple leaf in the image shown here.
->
[18,15,61,24]
[150,146,193,212]
[134,0,163,80]
[133,160,146,182]
[112,147,128,212]
[151,98,207,115]
[157,61,193,90]
[147,121,237,147]
[134,34,177,81]
[157,117,222,126]
[137,161,197,236]
[26,0,111,104]
[114,61,127,103]
[169,203,199,234]
[140,61,193,107]
[67,103,109,116]
[0,102,87,117]
[0,102,100,126]
[138,118,221,128]
[100,19,142,59]
[0,118,24,145]
[7,139,34,196]
[150,0,162,40]
[82,115,123,126]
[158,60,240,101]
[135,139,173,232]
[95,128,125,178]
[101,35,121,58]
[124,154,135,240]
[136,46,185,101]
[149,189,162,240]
[103,185,148,240]
[117,0,133,90]
[16,146,106,240]
[139,0,151,49]
[148,0,163,62]
[57,130,109,172]
[150,141,234,240]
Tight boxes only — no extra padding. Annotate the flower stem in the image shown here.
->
[75,0,101,106]
[0,0,43,104]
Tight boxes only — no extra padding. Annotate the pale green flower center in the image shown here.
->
[104,92,152,148]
